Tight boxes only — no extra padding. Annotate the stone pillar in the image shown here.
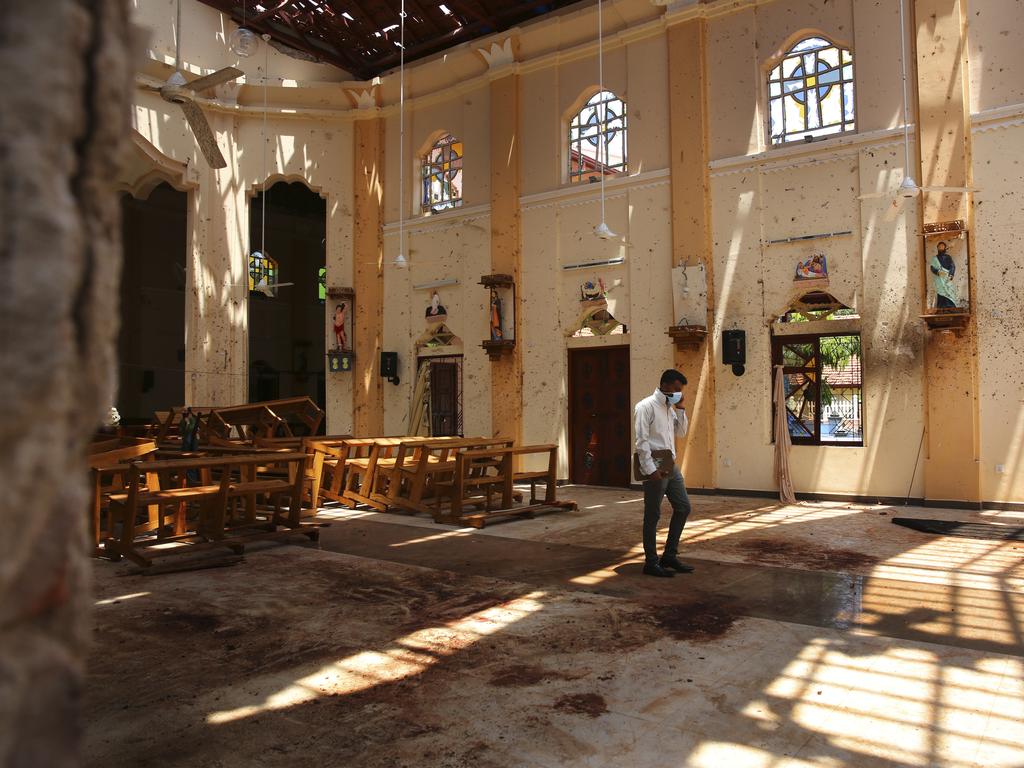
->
[488,67,524,448]
[352,116,385,436]
[0,1,134,765]
[666,16,716,488]
[914,0,981,502]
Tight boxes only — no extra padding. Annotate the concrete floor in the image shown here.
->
[84,488,1024,767]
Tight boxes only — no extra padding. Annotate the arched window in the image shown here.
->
[568,90,627,184]
[421,134,463,213]
[768,36,854,145]
[248,250,277,295]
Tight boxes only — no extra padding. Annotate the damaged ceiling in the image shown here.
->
[197,0,586,80]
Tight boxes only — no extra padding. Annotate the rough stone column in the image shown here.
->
[0,1,134,765]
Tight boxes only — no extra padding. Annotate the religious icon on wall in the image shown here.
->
[489,287,504,341]
[332,302,351,351]
[580,278,607,302]
[426,291,447,320]
[923,222,968,313]
[794,254,828,281]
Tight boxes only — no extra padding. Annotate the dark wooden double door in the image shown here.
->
[568,346,631,487]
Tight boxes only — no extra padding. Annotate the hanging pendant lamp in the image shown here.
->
[593,0,618,241]
[229,1,259,57]
[394,0,409,268]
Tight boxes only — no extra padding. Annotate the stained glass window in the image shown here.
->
[248,251,277,294]
[421,134,463,213]
[768,37,854,145]
[568,90,627,184]
[317,266,326,302]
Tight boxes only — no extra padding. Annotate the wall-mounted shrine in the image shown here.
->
[920,220,970,331]
[479,274,515,360]
[326,287,354,373]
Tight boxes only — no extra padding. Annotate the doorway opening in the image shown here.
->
[568,345,631,487]
[248,181,327,412]
[118,182,187,424]
[415,355,464,436]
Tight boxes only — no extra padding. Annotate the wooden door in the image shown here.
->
[568,346,631,486]
[429,361,460,436]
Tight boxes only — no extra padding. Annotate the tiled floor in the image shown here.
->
[84,490,1024,767]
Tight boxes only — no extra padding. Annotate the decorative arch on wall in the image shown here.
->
[246,173,327,201]
[117,130,198,199]
[763,31,855,146]
[564,88,628,185]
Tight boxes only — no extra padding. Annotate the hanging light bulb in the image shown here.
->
[593,221,618,240]
[394,252,408,268]
[899,175,920,198]
[229,26,259,57]
[229,2,259,57]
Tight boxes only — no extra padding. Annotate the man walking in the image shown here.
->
[634,369,694,578]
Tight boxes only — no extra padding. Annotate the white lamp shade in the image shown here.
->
[593,221,618,240]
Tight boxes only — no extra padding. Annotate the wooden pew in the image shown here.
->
[341,437,433,511]
[305,436,362,506]
[104,451,315,567]
[377,437,513,517]
[437,444,576,528]
[88,438,159,555]
[207,397,324,440]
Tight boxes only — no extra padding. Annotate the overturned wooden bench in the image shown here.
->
[103,451,319,567]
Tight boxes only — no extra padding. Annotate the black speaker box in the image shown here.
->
[380,351,398,378]
[722,330,746,365]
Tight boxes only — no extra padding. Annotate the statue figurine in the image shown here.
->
[333,302,349,350]
[489,287,503,341]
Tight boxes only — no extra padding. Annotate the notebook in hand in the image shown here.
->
[633,449,674,482]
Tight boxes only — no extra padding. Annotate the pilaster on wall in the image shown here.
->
[666,17,715,489]
[489,71,524,447]
[914,0,980,502]
[353,118,385,436]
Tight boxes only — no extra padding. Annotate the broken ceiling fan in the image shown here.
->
[141,0,244,168]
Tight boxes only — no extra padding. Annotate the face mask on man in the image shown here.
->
[664,391,682,406]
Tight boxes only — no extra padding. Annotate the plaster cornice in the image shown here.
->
[709,126,910,177]
[382,203,491,235]
[520,168,671,210]
[970,103,1024,134]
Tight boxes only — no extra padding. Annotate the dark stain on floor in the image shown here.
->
[553,693,608,718]
[651,600,738,642]
[736,538,879,572]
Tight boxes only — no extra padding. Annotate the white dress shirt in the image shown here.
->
[634,388,689,477]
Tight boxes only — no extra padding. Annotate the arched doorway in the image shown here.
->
[118,182,188,423]
[248,181,327,411]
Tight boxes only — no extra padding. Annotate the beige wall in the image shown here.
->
[123,0,1024,502]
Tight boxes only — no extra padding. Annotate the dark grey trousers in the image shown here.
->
[642,467,691,565]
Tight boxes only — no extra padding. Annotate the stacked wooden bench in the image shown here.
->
[101,451,320,567]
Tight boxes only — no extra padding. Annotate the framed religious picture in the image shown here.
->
[922,221,969,319]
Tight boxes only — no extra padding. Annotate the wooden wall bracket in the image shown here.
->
[667,325,708,349]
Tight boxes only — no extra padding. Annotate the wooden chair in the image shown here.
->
[88,438,158,555]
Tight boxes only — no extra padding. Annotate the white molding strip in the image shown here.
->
[710,125,910,177]
[971,103,1024,134]
[520,168,671,210]
[382,203,491,235]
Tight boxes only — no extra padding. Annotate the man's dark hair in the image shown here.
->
[660,369,687,387]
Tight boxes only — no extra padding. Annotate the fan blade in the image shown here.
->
[187,66,244,94]
[857,192,888,200]
[267,282,294,288]
[884,195,907,222]
[179,99,227,168]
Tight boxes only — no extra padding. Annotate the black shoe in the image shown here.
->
[642,563,675,578]
[660,557,695,574]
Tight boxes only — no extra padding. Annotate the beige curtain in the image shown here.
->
[773,365,797,504]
